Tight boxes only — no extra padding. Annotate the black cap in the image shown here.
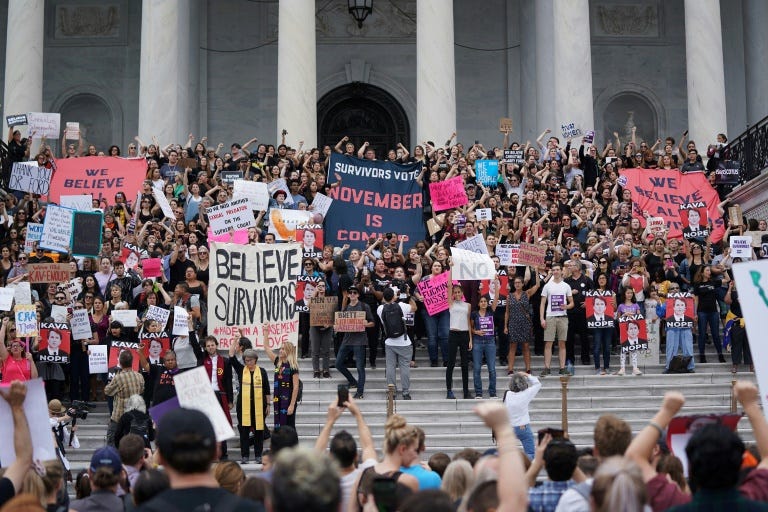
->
[157,408,216,457]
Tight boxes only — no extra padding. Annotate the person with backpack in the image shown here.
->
[377,287,417,401]
[114,394,154,448]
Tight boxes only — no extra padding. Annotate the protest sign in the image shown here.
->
[619,168,725,242]
[0,288,14,311]
[71,211,103,257]
[207,228,249,244]
[618,314,648,354]
[142,258,162,278]
[59,194,93,212]
[6,114,27,127]
[517,242,546,267]
[111,309,138,328]
[667,414,742,477]
[478,316,494,336]
[496,244,520,266]
[27,263,70,284]
[27,112,60,138]
[220,170,243,185]
[207,197,255,236]
[334,311,367,332]
[417,271,450,316]
[583,130,595,145]
[0,379,56,465]
[140,332,171,361]
[148,396,180,425]
[121,243,145,271]
[295,276,322,313]
[725,260,768,413]
[64,122,80,140]
[456,234,489,255]
[679,202,710,240]
[14,305,37,337]
[665,292,695,329]
[268,209,312,241]
[38,323,71,364]
[145,305,171,330]
[65,278,83,301]
[39,205,74,253]
[153,187,175,219]
[267,178,294,206]
[173,306,190,335]
[23,222,43,254]
[730,236,752,259]
[48,156,148,205]
[208,242,301,349]
[503,149,524,165]
[310,193,333,220]
[430,176,469,211]
[310,296,337,326]
[9,161,52,194]
[498,117,513,133]
[296,224,323,258]
[744,231,768,248]
[728,205,744,227]
[475,208,492,221]
[560,122,581,139]
[715,160,740,185]
[647,217,665,235]
[233,179,269,211]
[326,154,423,247]
[88,345,108,374]
[450,248,496,280]
[50,305,68,323]
[11,282,31,305]
[426,217,442,237]
[108,341,141,376]
[71,308,93,340]
[585,291,615,328]
[475,160,499,187]
[174,366,236,442]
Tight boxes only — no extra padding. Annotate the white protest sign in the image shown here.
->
[267,178,294,205]
[50,305,69,323]
[560,121,581,140]
[11,282,31,305]
[59,194,93,212]
[65,122,80,140]
[311,193,333,219]
[496,244,520,267]
[732,260,768,414]
[66,277,83,300]
[647,217,665,235]
[88,344,108,374]
[23,222,44,254]
[0,288,14,311]
[730,236,753,259]
[145,305,170,330]
[9,161,52,195]
[152,187,175,219]
[173,306,190,335]
[14,304,38,338]
[71,308,93,340]
[456,234,489,255]
[475,208,492,221]
[0,379,57,464]
[27,112,61,138]
[111,309,138,328]
[268,210,312,241]
[206,197,256,236]
[39,205,74,253]
[450,247,496,280]
[174,366,237,442]
[232,180,269,211]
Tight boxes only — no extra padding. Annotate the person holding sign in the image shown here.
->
[587,279,616,376]
[617,320,647,376]
[656,286,696,374]
[446,284,472,399]
[229,340,270,465]
[692,265,726,364]
[333,286,375,400]
[261,327,301,430]
[308,281,334,379]
[471,284,499,399]
[504,271,540,376]
[539,264,574,377]
[0,318,37,383]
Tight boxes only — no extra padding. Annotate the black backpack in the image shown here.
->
[381,302,406,339]
[129,412,149,439]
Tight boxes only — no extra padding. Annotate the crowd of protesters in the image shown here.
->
[0,125,764,510]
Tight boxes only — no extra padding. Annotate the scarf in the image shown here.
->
[241,366,264,429]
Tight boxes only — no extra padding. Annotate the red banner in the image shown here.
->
[619,168,725,242]
[49,157,147,205]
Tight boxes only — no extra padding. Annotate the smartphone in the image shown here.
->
[337,384,349,407]
[372,476,398,512]
[538,428,565,443]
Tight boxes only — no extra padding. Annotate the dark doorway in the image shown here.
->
[318,83,410,160]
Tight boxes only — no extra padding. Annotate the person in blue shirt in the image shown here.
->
[400,427,441,490]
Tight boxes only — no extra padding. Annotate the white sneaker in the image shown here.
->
[614,368,625,376]
[632,368,643,376]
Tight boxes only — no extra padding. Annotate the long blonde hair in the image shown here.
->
[281,341,299,370]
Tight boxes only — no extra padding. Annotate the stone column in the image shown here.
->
[535,0,556,135]
[276,0,317,148]
[3,0,44,134]
[552,0,594,141]
[684,0,727,145]
[138,0,193,144]
[742,0,768,126]
[417,0,456,144]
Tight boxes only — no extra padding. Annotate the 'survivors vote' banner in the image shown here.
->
[48,157,148,205]
[208,242,301,350]
[326,154,423,247]
[619,168,725,242]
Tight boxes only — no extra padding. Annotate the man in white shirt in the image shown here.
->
[377,287,417,400]
[539,264,574,376]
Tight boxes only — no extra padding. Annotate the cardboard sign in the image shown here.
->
[27,263,70,284]
[728,205,743,227]
[618,314,649,353]
[475,160,499,187]
[0,379,57,465]
[142,258,163,278]
[665,293,695,329]
[6,114,28,127]
[11,282,31,305]
[309,296,337,326]
[88,344,108,374]
[64,122,80,140]
[39,205,74,253]
[430,177,469,211]
[152,187,175,219]
[679,202,710,240]
[450,248,496,280]
[417,271,450,316]
[207,197,255,236]
[71,211,103,257]
[145,305,170,330]
[498,117,513,133]
[334,311,367,332]
[14,304,38,337]
[174,366,237,442]
[23,222,44,254]
[560,122,581,140]
[38,323,71,364]
[111,309,138,328]
[172,306,190,335]
[730,236,753,259]
[426,217,443,236]
[220,170,243,185]
[475,208,492,221]
[268,209,312,241]
[59,194,93,212]
[9,161,52,194]
[233,179,269,211]
[0,288,15,311]
[517,242,546,267]
[27,112,60,138]
[744,231,768,248]
[585,291,615,328]
[503,149,524,165]
[310,193,333,220]
[456,234,489,255]
[496,244,520,266]
[71,308,93,340]
[715,160,740,185]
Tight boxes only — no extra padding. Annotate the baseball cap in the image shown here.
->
[157,408,216,457]
[347,285,360,294]
[89,446,123,475]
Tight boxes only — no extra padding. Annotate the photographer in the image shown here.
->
[48,399,81,484]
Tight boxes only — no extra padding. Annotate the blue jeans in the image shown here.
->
[697,311,722,357]
[592,328,612,370]
[424,309,450,364]
[514,424,535,461]
[472,338,496,396]
[666,328,695,370]
[335,343,366,394]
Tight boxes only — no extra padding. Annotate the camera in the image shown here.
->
[67,400,89,421]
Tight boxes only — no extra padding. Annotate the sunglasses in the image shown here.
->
[348,290,359,294]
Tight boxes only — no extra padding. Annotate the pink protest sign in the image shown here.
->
[429,177,469,211]
[418,271,450,316]
[207,228,249,245]
[142,258,163,278]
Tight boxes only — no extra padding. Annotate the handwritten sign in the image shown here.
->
[14,304,38,337]
[728,205,743,227]
[730,236,752,259]
[111,309,138,328]
[11,282,31,305]
[456,234,489,255]
[561,122,581,140]
[9,162,52,194]
[0,288,14,311]
[27,112,60,138]
[172,306,190,335]
[517,242,546,267]
[145,305,170,330]
[64,122,80,140]
[430,176,469,211]
[233,179,269,211]
[450,248,496,280]
[647,217,665,235]
[207,197,255,236]
[88,345,108,374]
[142,258,163,278]
[23,223,43,254]
[6,114,28,127]
[309,296,337,326]
[475,160,499,187]
[310,192,333,220]
[418,271,450,316]
[334,311,367,332]
[39,205,74,253]
[496,244,520,266]
[27,263,71,284]
[59,194,93,212]
[174,366,237,442]
[220,170,243,185]
[475,208,492,221]
[71,309,93,340]
[498,117,513,133]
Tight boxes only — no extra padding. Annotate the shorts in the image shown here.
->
[544,316,568,341]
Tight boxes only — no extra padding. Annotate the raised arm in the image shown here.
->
[0,382,32,496]
[261,323,277,362]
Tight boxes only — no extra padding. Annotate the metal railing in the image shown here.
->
[724,114,768,184]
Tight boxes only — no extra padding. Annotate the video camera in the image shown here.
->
[66,400,89,421]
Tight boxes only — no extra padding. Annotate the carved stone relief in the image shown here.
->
[55,5,120,38]
[593,3,659,37]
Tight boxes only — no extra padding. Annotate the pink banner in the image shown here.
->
[418,271,450,316]
[49,157,148,205]
[142,258,162,278]
[207,228,249,244]
[429,177,469,211]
